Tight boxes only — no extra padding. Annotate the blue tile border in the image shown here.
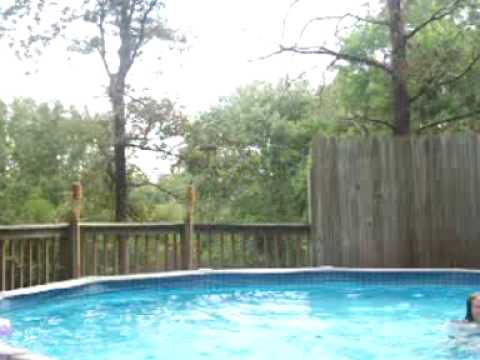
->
[2,268,480,313]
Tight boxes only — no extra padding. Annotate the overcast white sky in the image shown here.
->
[0,0,371,178]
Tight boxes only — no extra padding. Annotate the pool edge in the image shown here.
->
[3,266,480,300]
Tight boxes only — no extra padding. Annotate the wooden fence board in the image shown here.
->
[311,134,480,268]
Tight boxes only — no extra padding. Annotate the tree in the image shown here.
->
[72,0,185,221]
[0,98,113,224]
[182,80,331,222]
[3,1,186,221]
[321,0,480,135]
[274,0,475,135]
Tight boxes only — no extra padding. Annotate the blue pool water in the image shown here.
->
[1,272,480,360]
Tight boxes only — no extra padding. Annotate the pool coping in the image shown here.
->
[2,266,480,359]
[4,266,480,300]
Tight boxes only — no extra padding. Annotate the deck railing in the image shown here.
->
[0,224,70,290]
[80,223,185,276]
[194,224,311,269]
[0,222,311,291]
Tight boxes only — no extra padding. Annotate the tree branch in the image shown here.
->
[130,0,158,67]
[126,142,180,159]
[341,117,369,135]
[410,52,480,103]
[96,0,112,77]
[341,116,395,130]
[130,180,182,200]
[266,45,392,74]
[281,0,302,42]
[417,109,480,132]
[127,0,138,26]
[406,0,465,40]
[298,14,388,44]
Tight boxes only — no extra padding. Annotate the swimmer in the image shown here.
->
[465,293,480,323]
[445,295,480,357]
[0,318,11,337]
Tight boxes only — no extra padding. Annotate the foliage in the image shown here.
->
[182,80,332,223]
[326,0,480,134]
[0,99,112,224]
[2,0,186,221]
[0,97,187,224]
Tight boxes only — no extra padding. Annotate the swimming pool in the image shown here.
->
[1,269,480,360]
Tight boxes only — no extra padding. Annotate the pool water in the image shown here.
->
[1,274,479,359]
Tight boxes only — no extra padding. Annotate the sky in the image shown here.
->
[0,0,370,178]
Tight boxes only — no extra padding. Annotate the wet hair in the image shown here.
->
[465,293,480,322]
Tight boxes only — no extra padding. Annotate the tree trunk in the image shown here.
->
[110,76,128,222]
[388,0,410,136]
[112,0,132,222]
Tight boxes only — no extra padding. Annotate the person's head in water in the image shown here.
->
[465,293,480,322]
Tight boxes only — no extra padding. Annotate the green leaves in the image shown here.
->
[183,80,328,223]
[328,0,480,134]
[0,98,112,224]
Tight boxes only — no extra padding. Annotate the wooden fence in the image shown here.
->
[310,134,480,268]
[0,222,311,291]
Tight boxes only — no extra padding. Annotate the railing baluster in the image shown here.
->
[134,235,140,273]
[296,234,302,267]
[81,231,86,277]
[196,232,201,268]
[155,234,161,270]
[104,234,109,275]
[274,232,280,268]
[231,233,236,266]
[114,235,119,275]
[28,239,33,287]
[220,232,225,268]
[208,227,213,268]
[144,234,148,270]
[242,233,247,266]
[173,232,178,270]
[263,232,269,268]
[19,240,25,288]
[33,240,38,285]
[36,240,40,285]
[52,236,57,281]
[305,235,310,266]
[0,239,5,291]
[285,234,290,267]
[164,233,169,271]
[10,240,16,289]
[40,239,45,284]
[254,232,260,267]
[45,238,50,284]
[251,232,254,266]
[92,233,98,276]
[146,234,151,271]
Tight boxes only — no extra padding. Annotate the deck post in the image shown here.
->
[181,185,195,270]
[68,182,82,279]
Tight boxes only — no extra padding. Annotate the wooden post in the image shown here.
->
[181,185,195,270]
[0,239,5,291]
[69,182,82,278]
[118,233,130,275]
